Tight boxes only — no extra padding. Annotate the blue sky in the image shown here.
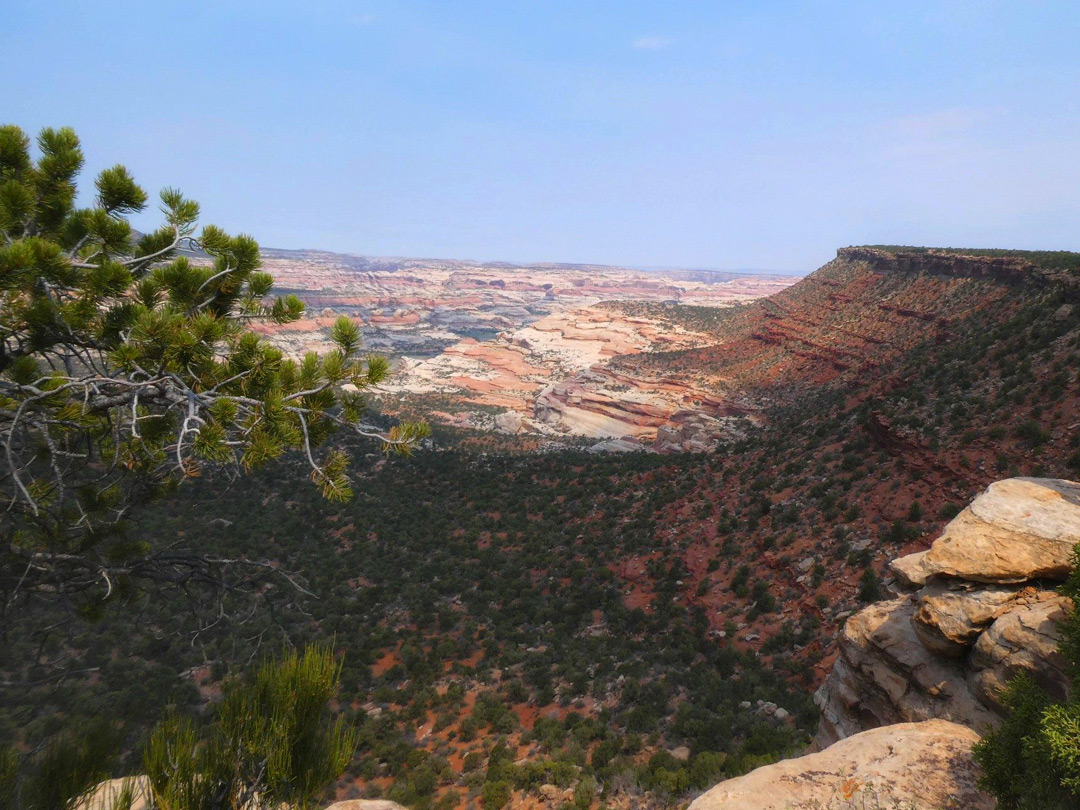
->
[3,1,1079,271]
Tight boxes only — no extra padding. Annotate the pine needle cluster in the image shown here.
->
[0,124,428,624]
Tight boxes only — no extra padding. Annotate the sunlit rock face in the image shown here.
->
[814,477,1075,748]
[688,720,994,810]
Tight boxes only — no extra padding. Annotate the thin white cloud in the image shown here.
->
[350,13,377,27]
[632,36,674,51]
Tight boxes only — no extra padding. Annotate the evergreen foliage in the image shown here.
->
[0,124,428,626]
[145,645,355,810]
[0,645,353,810]
[973,544,1080,808]
[0,722,128,810]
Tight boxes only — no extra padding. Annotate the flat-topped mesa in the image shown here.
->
[814,477,1077,749]
[837,245,1080,291]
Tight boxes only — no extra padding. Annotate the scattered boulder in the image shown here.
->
[325,801,409,810]
[493,410,523,434]
[538,784,561,801]
[688,720,994,810]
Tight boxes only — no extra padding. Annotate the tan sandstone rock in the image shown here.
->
[78,778,150,810]
[813,596,998,746]
[911,582,1022,657]
[893,478,1080,585]
[969,594,1071,710]
[493,410,524,434]
[688,720,994,810]
[324,802,408,810]
[889,549,935,587]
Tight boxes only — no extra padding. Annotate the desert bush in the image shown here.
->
[974,545,1080,807]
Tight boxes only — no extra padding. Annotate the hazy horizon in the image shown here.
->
[4,1,1079,271]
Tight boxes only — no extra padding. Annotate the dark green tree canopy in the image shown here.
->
[0,124,428,626]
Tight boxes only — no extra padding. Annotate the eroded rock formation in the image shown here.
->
[814,476,1075,747]
[696,477,1075,809]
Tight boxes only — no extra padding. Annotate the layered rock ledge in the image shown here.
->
[838,246,1080,291]
[695,477,1075,809]
[815,476,1074,747]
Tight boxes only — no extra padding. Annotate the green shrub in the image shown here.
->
[481,780,512,810]
[857,569,882,603]
[974,545,1080,807]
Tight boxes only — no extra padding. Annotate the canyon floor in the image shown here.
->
[251,248,798,450]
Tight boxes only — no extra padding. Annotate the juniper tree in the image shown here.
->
[974,543,1080,808]
[144,645,356,810]
[0,124,428,629]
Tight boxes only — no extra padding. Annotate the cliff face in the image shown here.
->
[837,246,1080,292]
[814,477,1077,748]
[538,246,1043,448]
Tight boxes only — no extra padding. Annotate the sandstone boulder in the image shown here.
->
[813,596,998,746]
[969,594,1071,710]
[889,549,935,587]
[78,778,150,810]
[324,801,409,810]
[911,582,1022,657]
[493,410,523,434]
[893,478,1080,585]
[688,720,994,810]
[538,784,561,801]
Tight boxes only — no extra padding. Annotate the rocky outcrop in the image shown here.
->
[815,477,1075,747]
[837,245,1080,291]
[535,367,757,450]
[688,720,994,810]
[728,477,1073,810]
[892,478,1080,585]
[814,596,1000,745]
[910,582,1023,656]
[969,595,1071,708]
